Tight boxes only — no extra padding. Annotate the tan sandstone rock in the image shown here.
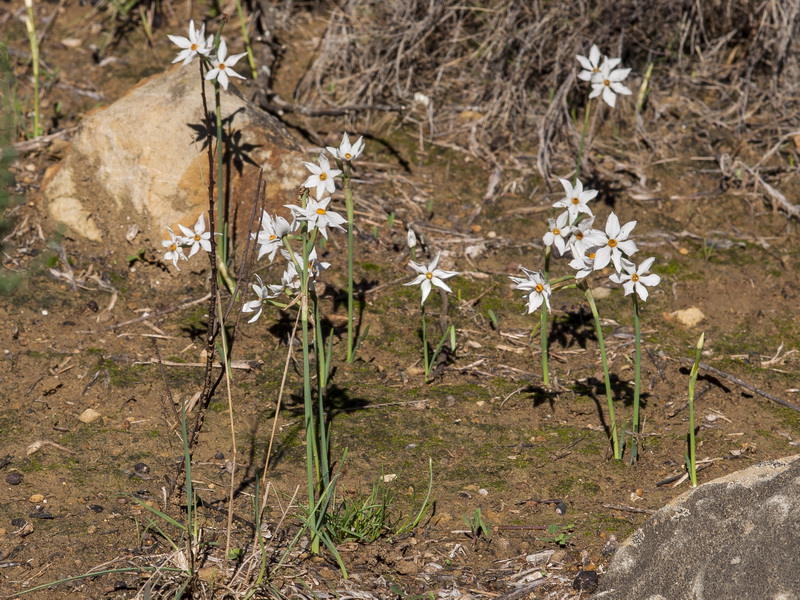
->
[43,64,304,256]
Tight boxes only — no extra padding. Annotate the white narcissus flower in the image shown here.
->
[592,212,638,272]
[577,44,600,82]
[590,58,632,108]
[283,247,330,279]
[204,39,247,91]
[405,252,458,305]
[609,257,661,301]
[302,154,341,199]
[543,211,573,256]
[567,215,597,258]
[509,267,551,314]
[577,45,621,82]
[281,262,300,290]
[253,211,292,262]
[242,275,279,323]
[162,226,187,270]
[568,248,599,280]
[553,178,597,222]
[178,213,212,257]
[327,132,365,162]
[407,227,417,249]
[287,197,347,240]
[168,20,213,66]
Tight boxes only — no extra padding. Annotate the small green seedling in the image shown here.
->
[463,507,491,542]
[538,523,574,547]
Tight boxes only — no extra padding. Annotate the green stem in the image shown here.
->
[540,246,551,386]
[585,287,621,459]
[630,294,642,464]
[298,229,320,553]
[688,333,704,486]
[313,292,330,491]
[214,83,226,269]
[575,99,592,182]
[344,162,356,363]
[234,0,258,80]
[421,304,429,377]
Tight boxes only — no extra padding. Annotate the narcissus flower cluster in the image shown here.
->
[161,214,211,270]
[511,176,660,310]
[239,133,364,322]
[168,20,247,91]
[577,44,632,108]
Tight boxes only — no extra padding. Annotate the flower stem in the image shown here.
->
[214,84,225,266]
[688,333,705,486]
[421,304,430,377]
[540,246,551,386]
[234,0,258,80]
[575,99,592,182]
[298,228,320,553]
[343,162,356,363]
[585,287,620,459]
[630,293,642,464]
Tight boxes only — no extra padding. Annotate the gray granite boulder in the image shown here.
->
[43,64,304,253]
[593,455,800,600]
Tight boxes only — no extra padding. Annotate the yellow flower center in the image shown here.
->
[575,231,584,240]
[191,43,198,51]
[344,153,352,160]
[218,63,226,70]
[535,284,544,293]
[193,234,201,241]
[269,234,277,240]
[553,228,561,235]
[603,79,611,87]
[169,243,177,251]
[608,238,617,248]
[571,196,579,205]
[593,67,599,73]
[316,208,326,215]
[631,273,640,282]
[320,173,327,181]
[426,272,433,280]
[588,252,596,259]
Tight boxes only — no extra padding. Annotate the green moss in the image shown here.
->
[653,259,682,276]
[550,477,575,496]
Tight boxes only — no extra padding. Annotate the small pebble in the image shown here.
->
[214,452,225,460]
[29,510,54,519]
[11,518,26,528]
[572,570,599,593]
[555,502,568,515]
[133,462,150,474]
[6,472,23,485]
[601,534,619,556]
[89,504,104,513]
[28,494,44,503]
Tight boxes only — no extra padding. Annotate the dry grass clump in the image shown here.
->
[290,0,800,181]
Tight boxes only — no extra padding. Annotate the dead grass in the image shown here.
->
[288,0,800,202]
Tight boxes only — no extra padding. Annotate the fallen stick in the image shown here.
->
[133,359,256,371]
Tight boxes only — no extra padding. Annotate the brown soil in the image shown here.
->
[2,3,800,599]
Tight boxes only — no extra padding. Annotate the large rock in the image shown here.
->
[43,64,304,255]
[593,455,800,600]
